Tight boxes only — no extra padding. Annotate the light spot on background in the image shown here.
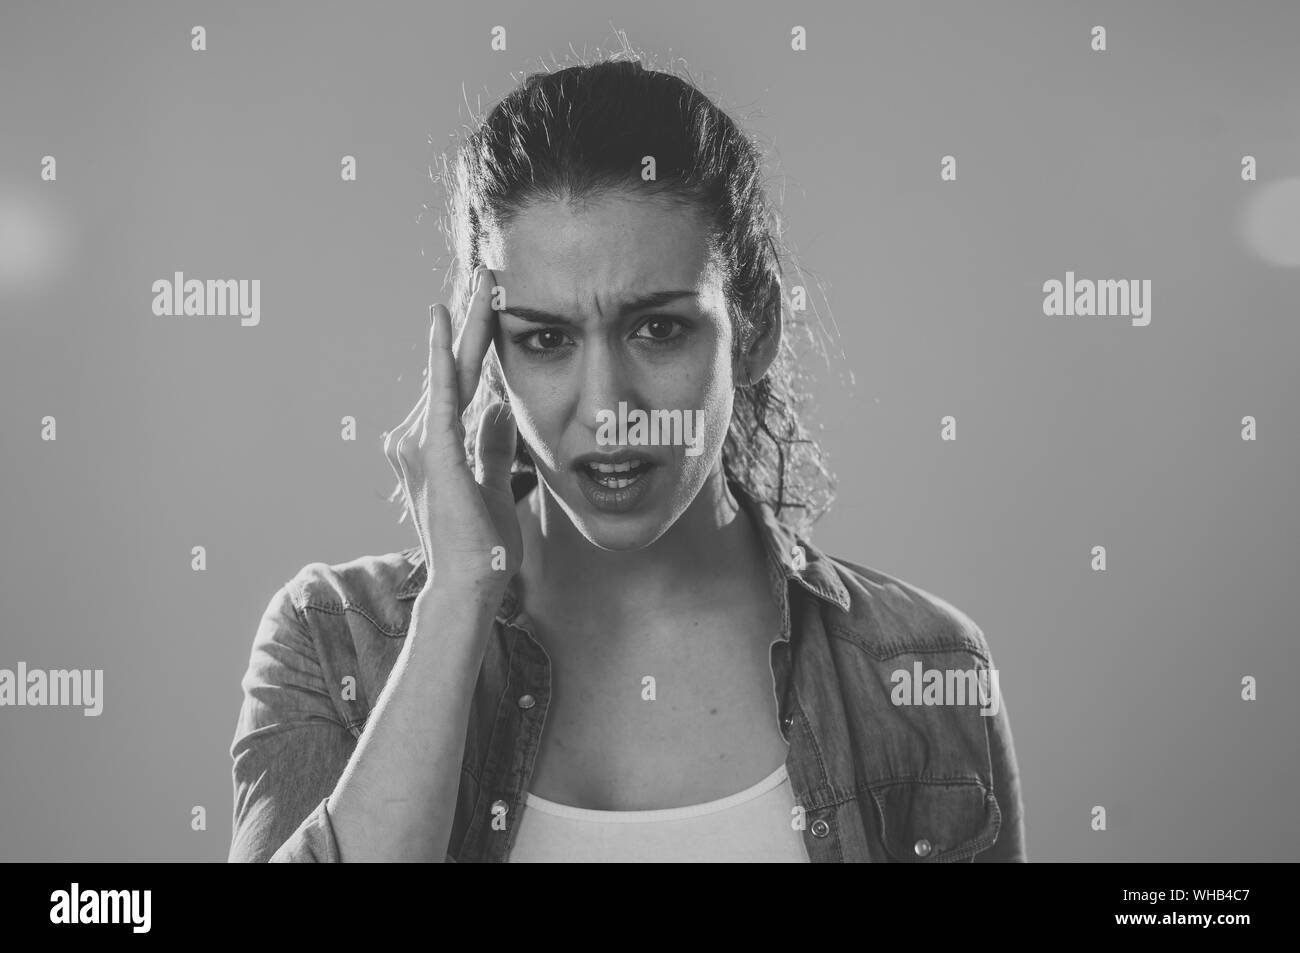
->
[0,183,73,303]
[1238,177,1300,268]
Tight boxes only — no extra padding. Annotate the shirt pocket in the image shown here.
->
[870,779,1002,862]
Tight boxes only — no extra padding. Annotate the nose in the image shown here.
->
[574,336,635,437]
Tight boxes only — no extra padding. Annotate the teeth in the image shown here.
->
[584,459,647,489]
[587,459,644,474]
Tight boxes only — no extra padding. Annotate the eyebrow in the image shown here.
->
[497,290,699,327]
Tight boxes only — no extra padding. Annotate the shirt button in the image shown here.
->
[781,714,794,731]
[914,838,932,858]
[517,693,536,710]
[810,819,830,838]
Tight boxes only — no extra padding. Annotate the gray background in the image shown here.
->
[2,0,1297,861]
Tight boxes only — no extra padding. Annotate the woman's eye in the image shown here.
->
[511,319,685,357]
[513,328,571,354]
[633,318,685,343]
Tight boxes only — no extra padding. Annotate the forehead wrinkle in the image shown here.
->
[491,199,721,325]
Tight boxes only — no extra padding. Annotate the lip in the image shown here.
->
[572,450,658,513]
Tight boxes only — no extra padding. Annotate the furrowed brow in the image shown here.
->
[499,290,698,326]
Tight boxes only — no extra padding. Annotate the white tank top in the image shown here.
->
[508,763,810,862]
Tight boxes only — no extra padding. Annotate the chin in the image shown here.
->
[548,465,685,551]
[579,519,668,552]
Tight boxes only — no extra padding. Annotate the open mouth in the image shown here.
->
[580,458,652,489]
[572,452,658,511]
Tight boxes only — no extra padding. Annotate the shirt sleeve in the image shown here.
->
[975,636,1028,862]
[228,581,353,863]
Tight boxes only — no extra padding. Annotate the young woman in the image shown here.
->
[229,56,1026,863]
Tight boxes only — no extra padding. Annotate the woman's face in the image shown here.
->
[485,193,743,551]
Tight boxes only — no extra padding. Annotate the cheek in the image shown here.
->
[498,372,563,468]
[667,357,733,460]
[666,335,734,443]
[702,366,733,418]
[699,382,734,454]
[698,344,736,416]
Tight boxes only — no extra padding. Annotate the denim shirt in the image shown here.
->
[228,470,1027,862]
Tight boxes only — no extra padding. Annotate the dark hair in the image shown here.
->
[394,50,838,534]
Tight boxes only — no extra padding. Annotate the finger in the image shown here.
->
[400,403,428,474]
[383,383,427,479]
[453,266,500,417]
[394,409,432,556]
[475,399,518,493]
[424,303,462,446]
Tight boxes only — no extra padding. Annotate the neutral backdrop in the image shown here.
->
[1,0,1297,861]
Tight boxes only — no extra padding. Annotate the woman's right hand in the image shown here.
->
[384,265,522,595]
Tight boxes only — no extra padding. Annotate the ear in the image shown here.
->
[737,277,782,388]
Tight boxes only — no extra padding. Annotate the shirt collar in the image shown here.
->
[396,469,851,616]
